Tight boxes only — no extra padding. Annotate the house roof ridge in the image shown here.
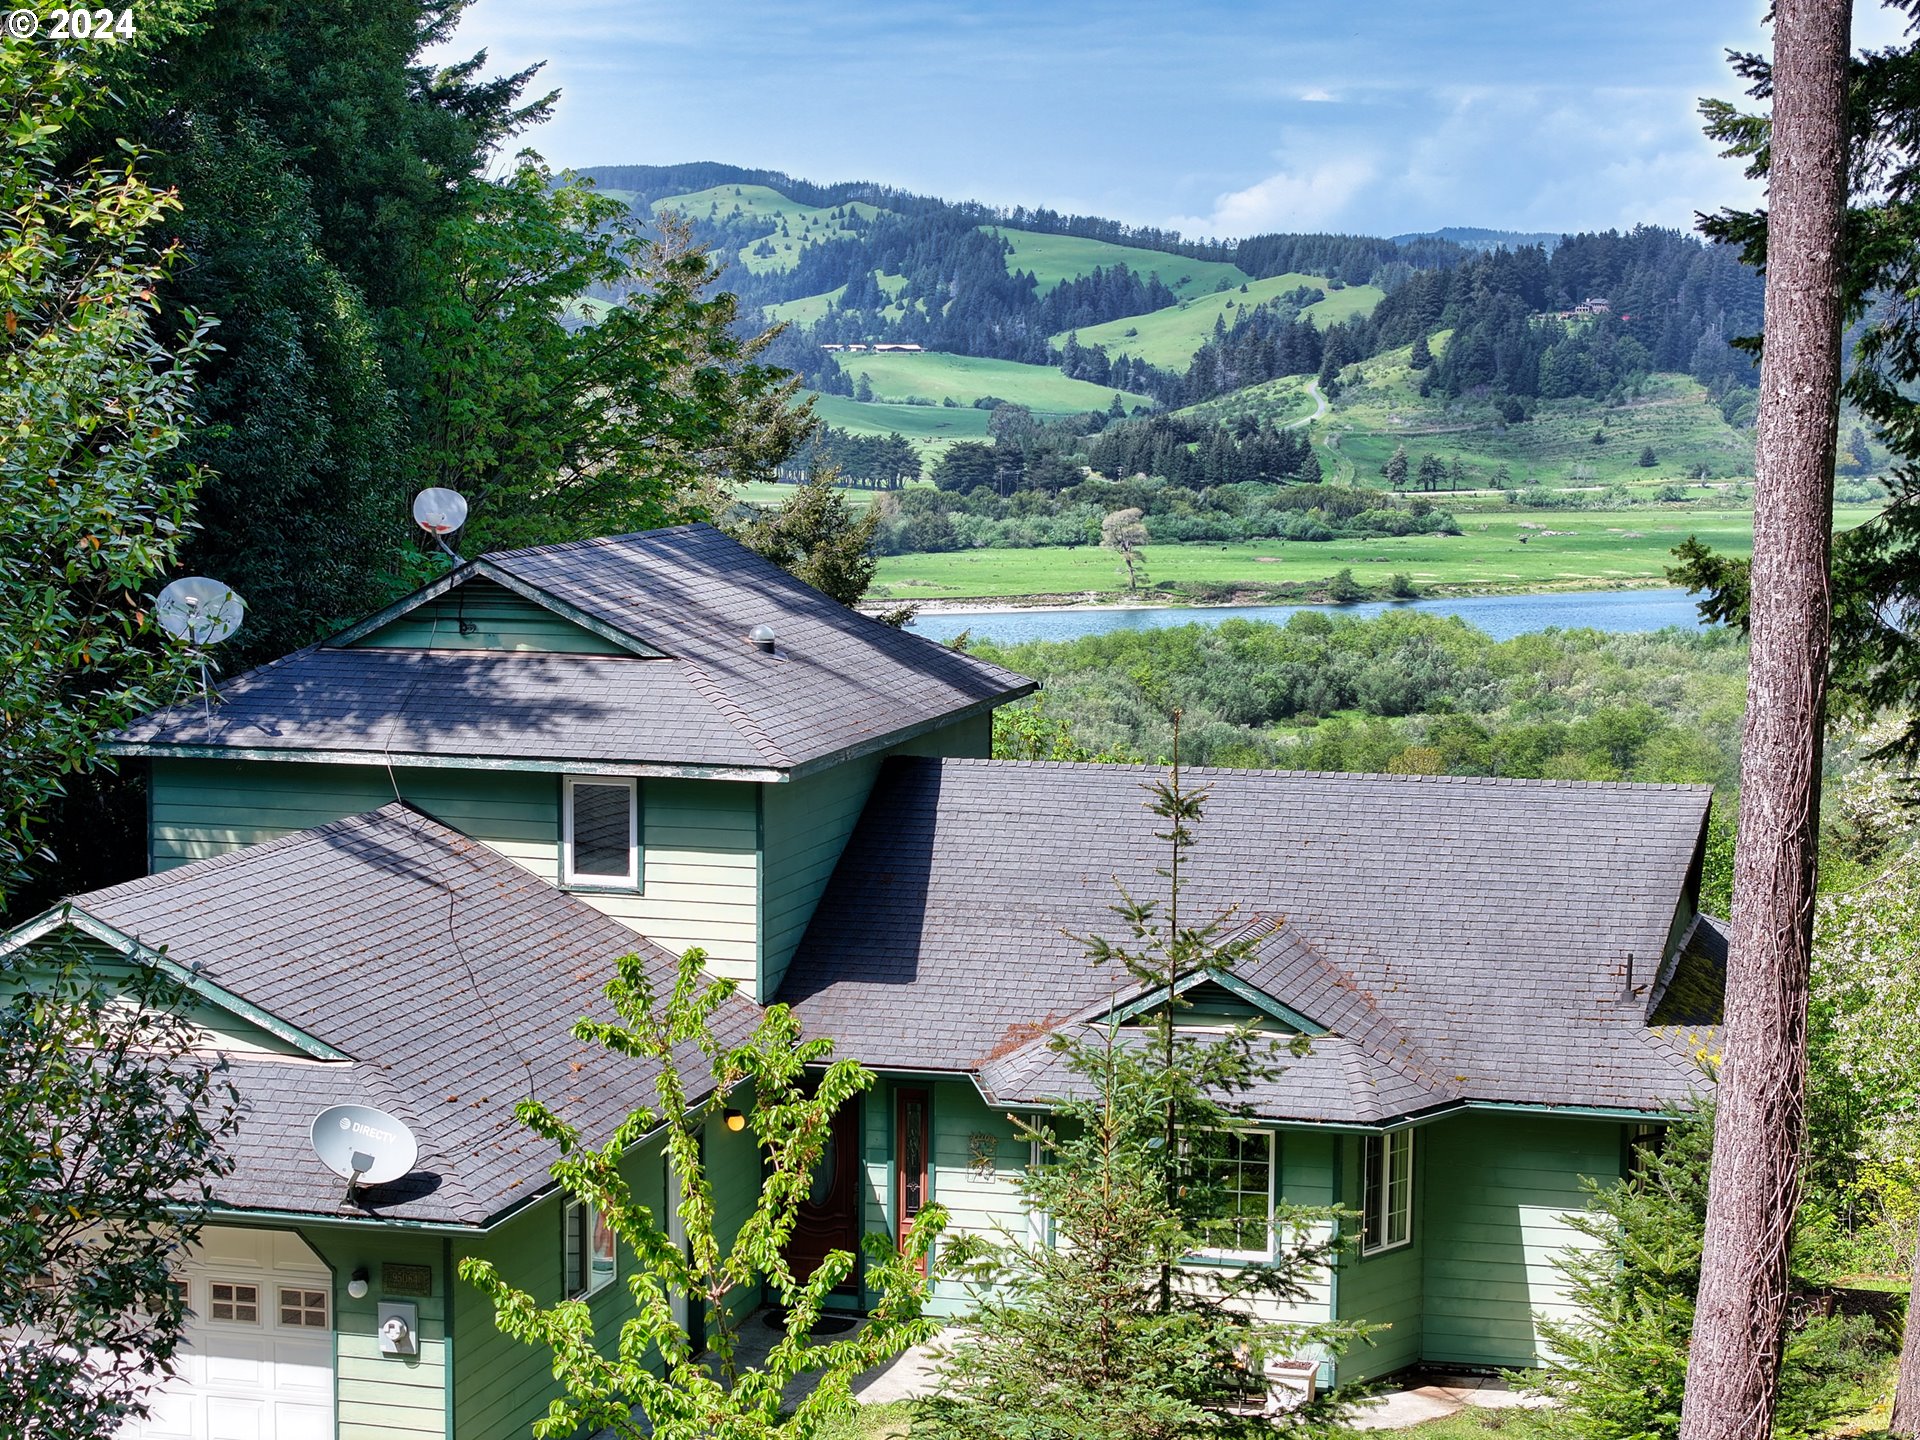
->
[907,756,1712,793]
[478,522,707,565]
[676,657,795,768]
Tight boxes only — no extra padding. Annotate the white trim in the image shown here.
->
[1360,1129,1415,1255]
[564,1198,617,1299]
[561,776,640,890]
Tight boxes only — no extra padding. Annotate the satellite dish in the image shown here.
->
[412,488,469,537]
[155,577,245,648]
[311,1104,419,1191]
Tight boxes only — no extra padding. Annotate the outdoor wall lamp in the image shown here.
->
[724,1109,747,1132]
[347,1267,370,1300]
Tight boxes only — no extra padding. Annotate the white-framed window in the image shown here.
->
[1189,1129,1277,1260]
[278,1287,329,1328]
[1361,1130,1415,1254]
[564,1198,617,1299]
[562,777,639,889]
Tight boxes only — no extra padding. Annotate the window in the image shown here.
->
[1361,1130,1415,1254]
[1189,1129,1276,1259]
[564,1199,616,1299]
[563,777,638,888]
[279,1287,329,1328]
[209,1281,258,1323]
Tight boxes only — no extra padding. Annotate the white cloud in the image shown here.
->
[1170,156,1378,237]
[1297,87,1337,103]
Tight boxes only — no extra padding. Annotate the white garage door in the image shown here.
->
[127,1226,334,1440]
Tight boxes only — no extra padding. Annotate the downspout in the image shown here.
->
[443,1235,456,1440]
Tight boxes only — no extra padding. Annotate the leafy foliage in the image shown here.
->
[460,948,941,1439]
[1530,1104,1882,1440]
[0,936,241,1438]
[732,468,881,608]
[1,28,211,902]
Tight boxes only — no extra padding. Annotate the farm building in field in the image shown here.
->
[871,343,924,352]
[7,523,1723,1437]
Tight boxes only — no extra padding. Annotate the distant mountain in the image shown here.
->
[1392,226,1564,252]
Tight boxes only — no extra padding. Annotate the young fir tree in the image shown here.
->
[921,730,1367,1437]
[1383,444,1410,490]
[1531,1101,1879,1440]
[461,949,941,1440]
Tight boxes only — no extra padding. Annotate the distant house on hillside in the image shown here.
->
[820,343,847,352]
[1585,297,1612,314]
[872,343,924,353]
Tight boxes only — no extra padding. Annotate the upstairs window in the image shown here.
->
[563,777,639,889]
[1362,1130,1415,1254]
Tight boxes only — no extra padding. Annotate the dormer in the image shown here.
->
[108,525,1036,1001]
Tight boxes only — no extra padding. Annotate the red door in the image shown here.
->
[783,1101,863,1292]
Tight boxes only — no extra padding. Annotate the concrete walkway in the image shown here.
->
[1351,1372,1551,1430]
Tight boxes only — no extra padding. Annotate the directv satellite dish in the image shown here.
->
[311,1104,419,1194]
[155,576,245,647]
[413,488,469,560]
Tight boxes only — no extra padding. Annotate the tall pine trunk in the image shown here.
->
[1678,4,1851,1438]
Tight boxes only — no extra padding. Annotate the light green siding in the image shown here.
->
[1335,1134,1425,1382]
[349,578,628,654]
[758,712,992,999]
[1418,1112,1624,1370]
[148,760,762,988]
[294,1225,449,1440]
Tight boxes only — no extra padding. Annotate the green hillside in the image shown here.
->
[1176,375,1321,430]
[764,272,909,327]
[1309,337,1756,489]
[806,393,992,462]
[833,351,1151,414]
[985,227,1250,294]
[1061,272,1386,370]
[652,183,891,273]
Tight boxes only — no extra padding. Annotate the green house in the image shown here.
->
[5,523,1723,1438]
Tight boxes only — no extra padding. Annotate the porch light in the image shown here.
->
[347,1268,370,1300]
[724,1109,747,1132]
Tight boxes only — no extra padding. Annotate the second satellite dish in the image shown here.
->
[155,577,245,648]
[311,1104,420,1190]
[412,487,469,537]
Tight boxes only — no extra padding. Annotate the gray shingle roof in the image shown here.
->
[780,759,1716,1123]
[62,804,762,1226]
[112,524,1033,773]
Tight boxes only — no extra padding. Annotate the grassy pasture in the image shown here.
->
[834,351,1152,415]
[764,273,909,328]
[652,183,891,273]
[985,227,1250,295]
[804,392,992,463]
[868,504,1883,601]
[1060,272,1386,371]
[1315,339,1756,489]
[1177,375,1320,430]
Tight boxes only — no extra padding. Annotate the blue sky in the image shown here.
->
[431,1,1913,240]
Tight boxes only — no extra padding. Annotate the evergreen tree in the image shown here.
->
[731,468,880,609]
[1383,445,1410,490]
[1409,331,1433,369]
[1640,445,1659,468]
[1416,454,1446,492]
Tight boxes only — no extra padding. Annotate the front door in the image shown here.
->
[783,1100,862,1294]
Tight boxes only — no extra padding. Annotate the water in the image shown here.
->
[904,587,1706,646]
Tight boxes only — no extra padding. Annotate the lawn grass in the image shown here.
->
[985,226,1251,295]
[806,1402,913,1439]
[1061,273,1387,371]
[869,504,1884,601]
[736,479,892,511]
[832,352,1151,415]
[652,183,892,274]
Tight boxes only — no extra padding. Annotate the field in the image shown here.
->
[831,351,1153,414]
[651,183,891,273]
[1303,337,1759,489]
[985,227,1250,294]
[868,503,1884,601]
[1059,272,1387,370]
[764,272,908,327]
[1177,374,1321,429]
[805,392,992,462]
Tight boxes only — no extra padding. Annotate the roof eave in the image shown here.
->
[782,683,1038,781]
[101,741,791,784]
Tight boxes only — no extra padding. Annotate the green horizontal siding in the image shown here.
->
[1334,1132,1424,1382]
[349,578,627,654]
[1418,1112,1623,1370]
[296,1225,449,1440]
[148,760,761,988]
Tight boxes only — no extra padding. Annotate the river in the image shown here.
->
[904,587,1707,646]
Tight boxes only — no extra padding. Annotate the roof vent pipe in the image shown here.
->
[749,624,777,654]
